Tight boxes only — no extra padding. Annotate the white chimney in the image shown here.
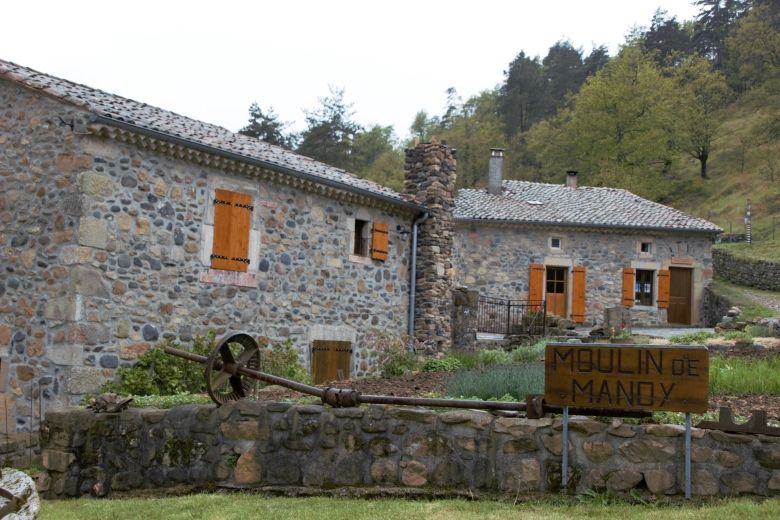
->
[566,170,578,189]
[488,148,504,195]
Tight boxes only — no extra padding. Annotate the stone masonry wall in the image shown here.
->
[713,249,780,291]
[40,402,780,498]
[404,143,456,351]
[453,223,715,326]
[0,78,414,431]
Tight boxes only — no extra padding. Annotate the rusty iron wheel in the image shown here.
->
[204,331,261,405]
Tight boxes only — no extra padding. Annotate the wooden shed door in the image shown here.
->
[545,266,567,318]
[311,341,352,384]
[668,267,692,324]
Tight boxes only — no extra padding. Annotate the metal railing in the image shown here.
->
[476,296,546,336]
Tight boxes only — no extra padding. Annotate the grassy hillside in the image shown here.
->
[666,80,780,241]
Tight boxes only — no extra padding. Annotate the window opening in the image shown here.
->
[635,269,654,306]
[353,220,370,257]
[640,242,652,253]
[550,237,562,249]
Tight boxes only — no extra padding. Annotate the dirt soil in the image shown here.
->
[258,370,780,422]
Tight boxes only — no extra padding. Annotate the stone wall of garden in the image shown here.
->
[713,249,780,291]
[453,223,715,327]
[40,403,780,498]
[0,78,415,431]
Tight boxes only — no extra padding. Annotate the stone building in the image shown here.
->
[452,150,722,327]
[0,59,720,434]
[0,59,456,431]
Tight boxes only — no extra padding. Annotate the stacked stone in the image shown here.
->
[404,142,457,352]
[40,403,780,498]
[713,249,780,291]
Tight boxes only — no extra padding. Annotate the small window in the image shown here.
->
[635,269,654,306]
[550,237,562,249]
[640,242,652,254]
[353,219,370,257]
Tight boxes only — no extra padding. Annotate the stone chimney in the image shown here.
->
[404,141,456,352]
[488,148,504,195]
[566,170,578,189]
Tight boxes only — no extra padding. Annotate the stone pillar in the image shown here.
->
[404,142,456,352]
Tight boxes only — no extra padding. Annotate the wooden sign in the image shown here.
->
[544,343,709,413]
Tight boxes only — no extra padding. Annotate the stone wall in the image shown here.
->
[713,249,780,291]
[702,287,734,328]
[40,403,780,498]
[453,223,715,326]
[404,143,457,351]
[0,78,415,430]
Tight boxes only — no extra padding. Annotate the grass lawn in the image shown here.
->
[713,240,780,264]
[39,494,780,520]
[708,278,778,320]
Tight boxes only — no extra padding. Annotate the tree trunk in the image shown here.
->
[699,153,708,179]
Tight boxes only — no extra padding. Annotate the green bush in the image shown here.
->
[448,351,481,370]
[128,393,212,408]
[510,339,547,363]
[103,332,215,396]
[260,338,311,385]
[446,363,544,401]
[669,331,716,344]
[720,330,754,342]
[477,349,511,366]
[371,331,420,377]
[421,357,463,372]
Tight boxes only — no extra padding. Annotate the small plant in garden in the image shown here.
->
[510,339,547,363]
[446,363,544,401]
[128,393,212,408]
[102,332,215,396]
[669,331,716,344]
[259,338,311,385]
[719,330,754,342]
[370,331,420,377]
[477,349,511,367]
[421,357,463,372]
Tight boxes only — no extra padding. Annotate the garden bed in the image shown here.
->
[256,368,780,421]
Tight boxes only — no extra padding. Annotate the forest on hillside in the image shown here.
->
[239,0,780,238]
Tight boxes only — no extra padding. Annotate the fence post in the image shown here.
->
[505,300,511,335]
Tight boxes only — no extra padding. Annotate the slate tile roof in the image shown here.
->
[455,180,722,234]
[0,59,416,207]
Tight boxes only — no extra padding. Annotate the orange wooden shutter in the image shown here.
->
[571,266,587,323]
[211,189,253,272]
[528,264,545,309]
[657,269,670,309]
[371,222,389,261]
[622,267,636,307]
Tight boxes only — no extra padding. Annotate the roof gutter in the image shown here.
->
[454,217,722,236]
[91,115,427,214]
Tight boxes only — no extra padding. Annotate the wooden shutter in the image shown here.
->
[311,340,352,384]
[528,264,545,309]
[371,222,389,261]
[622,267,636,307]
[657,269,670,309]
[571,266,586,323]
[211,189,253,272]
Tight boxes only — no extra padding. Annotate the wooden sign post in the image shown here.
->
[544,342,709,497]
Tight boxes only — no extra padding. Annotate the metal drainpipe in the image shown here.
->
[408,212,430,339]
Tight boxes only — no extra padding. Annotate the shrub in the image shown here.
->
[259,338,311,385]
[669,331,716,344]
[477,349,511,366]
[421,357,463,372]
[510,339,547,363]
[448,351,481,370]
[370,331,420,377]
[720,330,753,342]
[446,363,544,401]
[103,332,215,396]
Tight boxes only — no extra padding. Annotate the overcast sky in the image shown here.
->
[2,1,699,140]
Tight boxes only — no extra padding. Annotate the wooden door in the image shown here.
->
[668,267,692,324]
[545,266,567,318]
[311,341,352,384]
